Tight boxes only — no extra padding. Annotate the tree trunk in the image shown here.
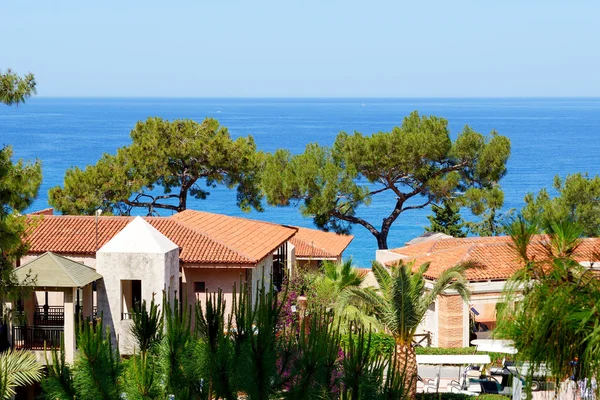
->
[396,342,418,399]
[376,229,389,249]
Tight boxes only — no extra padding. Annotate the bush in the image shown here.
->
[340,332,395,356]
[415,346,505,364]
[417,393,472,400]
[477,395,510,400]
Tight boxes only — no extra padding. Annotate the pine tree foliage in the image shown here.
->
[42,342,76,400]
[0,146,41,323]
[424,199,466,237]
[0,69,36,106]
[262,111,511,249]
[72,322,122,400]
[523,173,600,237]
[49,117,264,216]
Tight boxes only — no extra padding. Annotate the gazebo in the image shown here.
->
[8,252,102,363]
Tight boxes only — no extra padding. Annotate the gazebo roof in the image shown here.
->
[15,252,102,288]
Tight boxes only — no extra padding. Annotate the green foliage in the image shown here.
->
[159,295,202,399]
[344,260,470,396]
[131,297,163,354]
[123,353,161,400]
[42,343,76,400]
[0,145,42,322]
[416,394,474,400]
[475,395,510,400]
[0,69,36,106]
[72,322,122,400]
[425,199,466,237]
[495,216,600,392]
[340,332,395,357]
[125,297,163,400]
[0,349,43,400]
[347,261,470,345]
[523,172,600,237]
[262,111,511,249]
[460,186,511,236]
[49,117,263,216]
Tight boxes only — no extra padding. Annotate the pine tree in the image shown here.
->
[425,199,466,237]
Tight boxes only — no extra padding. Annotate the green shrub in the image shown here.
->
[340,332,395,355]
[477,395,510,400]
[417,393,472,400]
[415,346,505,364]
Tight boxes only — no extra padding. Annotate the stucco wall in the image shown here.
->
[183,267,248,325]
[95,249,179,355]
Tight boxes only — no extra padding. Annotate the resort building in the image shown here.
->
[290,227,353,270]
[7,209,352,361]
[376,234,600,348]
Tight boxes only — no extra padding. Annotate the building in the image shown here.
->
[8,209,351,361]
[376,234,600,348]
[290,227,353,270]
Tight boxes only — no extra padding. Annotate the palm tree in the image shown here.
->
[0,349,43,400]
[496,216,600,391]
[313,259,380,329]
[346,260,470,398]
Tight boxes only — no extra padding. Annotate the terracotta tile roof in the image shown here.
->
[387,235,600,282]
[25,210,297,266]
[290,227,353,259]
[170,210,297,263]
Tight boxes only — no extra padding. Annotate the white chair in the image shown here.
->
[424,375,440,393]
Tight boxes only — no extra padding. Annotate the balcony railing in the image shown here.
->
[34,306,65,326]
[12,326,63,350]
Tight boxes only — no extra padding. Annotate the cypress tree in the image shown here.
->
[425,199,466,237]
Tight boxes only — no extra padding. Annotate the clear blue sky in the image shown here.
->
[2,0,599,97]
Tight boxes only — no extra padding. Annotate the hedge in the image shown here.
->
[418,395,509,400]
[339,333,507,364]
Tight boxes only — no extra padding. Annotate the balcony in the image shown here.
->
[12,326,63,351]
[34,306,65,326]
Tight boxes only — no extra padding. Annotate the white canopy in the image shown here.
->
[416,354,491,365]
[471,339,518,354]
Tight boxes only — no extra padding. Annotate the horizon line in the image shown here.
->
[32,95,600,100]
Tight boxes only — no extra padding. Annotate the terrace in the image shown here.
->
[8,252,102,363]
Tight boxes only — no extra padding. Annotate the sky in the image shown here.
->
[1,0,599,97]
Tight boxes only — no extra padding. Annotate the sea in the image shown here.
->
[1,97,600,268]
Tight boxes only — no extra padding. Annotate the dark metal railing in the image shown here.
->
[413,332,432,347]
[34,306,65,326]
[12,326,63,350]
[121,312,134,320]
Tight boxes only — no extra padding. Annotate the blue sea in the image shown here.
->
[1,98,600,267]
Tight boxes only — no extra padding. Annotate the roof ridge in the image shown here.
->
[176,209,298,230]
[48,252,87,285]
[168,218,259,263]
[405,243,474,260]
[292,237,336,258]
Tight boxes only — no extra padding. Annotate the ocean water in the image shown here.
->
[1,97,600,267]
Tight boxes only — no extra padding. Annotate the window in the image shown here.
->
[194,282,206,293]
[121,279,141,320]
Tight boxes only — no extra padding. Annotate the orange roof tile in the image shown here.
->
[290,227,353,259]
[170,210,297,263]
[387,235,600,282]
[25,210,297,266]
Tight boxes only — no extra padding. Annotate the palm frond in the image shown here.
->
[0,349,43,400]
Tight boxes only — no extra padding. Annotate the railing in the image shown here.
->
[12,326,63,350]
[413,332,432,347]
[34,306,65,326]
[121,312,135,320]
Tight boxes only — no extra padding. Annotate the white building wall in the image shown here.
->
[96,250,178,355]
